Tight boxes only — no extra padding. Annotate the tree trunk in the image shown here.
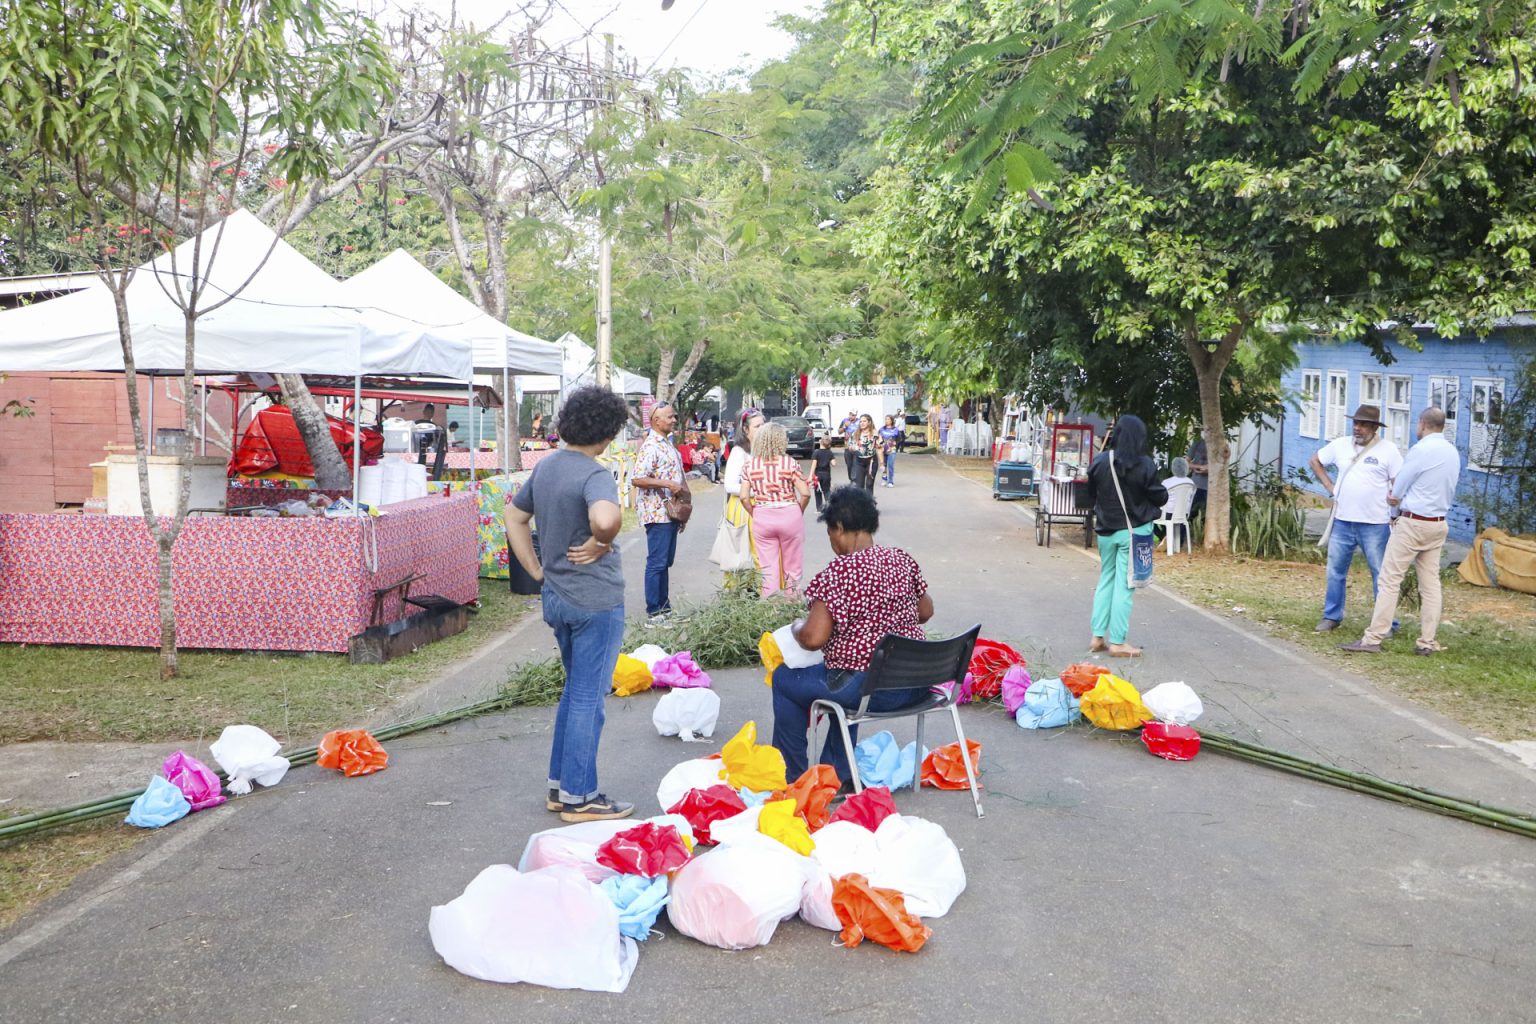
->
[1183,322,1244,551]
[276,373,353,489]
[668,335,710,407]
[655,347,677,405]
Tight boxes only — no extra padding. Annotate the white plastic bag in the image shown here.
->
[429,864,638,992]
[666,837,806,949]
[706,805,763,847]
[797,858,841,931]
[1141,681,1204,726]
[771,622,824,669]
[809,815,966,918]
[629,643,670,670]
[657,757,728,812]
[653,688,722,742]
[518,815,696,883]
[209,724,291,795]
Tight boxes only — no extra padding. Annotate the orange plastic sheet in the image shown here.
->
[920,740,982,790]
[1061,662,1108,697]
[775,764,840,831]
[831,873,931,953]
[316,729,388,777]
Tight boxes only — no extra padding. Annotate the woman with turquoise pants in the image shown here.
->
[1084,415,1168,658]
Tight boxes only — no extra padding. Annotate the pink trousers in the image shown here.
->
[751,503,805,597]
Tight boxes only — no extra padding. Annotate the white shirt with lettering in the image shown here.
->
[1317,435,1404,524]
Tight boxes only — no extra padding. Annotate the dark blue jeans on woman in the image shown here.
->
[541,587,625,804]
[771,663,927,784]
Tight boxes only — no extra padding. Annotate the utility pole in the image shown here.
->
[595,32,615,391]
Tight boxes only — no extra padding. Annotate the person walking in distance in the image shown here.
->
[722,407,766,586]
[1085,414,1168,657]
[840,410,860,482]
[505,386,633,822]
[743,422,811,597]
[631,403,686,621]
[851,414,880,493]
[1340,407,1462,655]
[879,414,902,486]
[1309,404,1404,632]
[811,434,835,511]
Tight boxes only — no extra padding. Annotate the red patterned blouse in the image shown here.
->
[804,544,928,670]
[744,455,805,507]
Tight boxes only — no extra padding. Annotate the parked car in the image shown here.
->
[771,415,818,459]
[805,415,830,443]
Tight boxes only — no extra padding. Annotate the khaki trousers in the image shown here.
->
[1362,516,1449,647]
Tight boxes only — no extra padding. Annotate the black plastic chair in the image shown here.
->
[809,625,984,818]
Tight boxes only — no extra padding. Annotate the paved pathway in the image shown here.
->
[3,456,1534,1023]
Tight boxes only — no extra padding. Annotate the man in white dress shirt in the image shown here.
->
[1340,407,1462,655]
[1309,404,1404,632]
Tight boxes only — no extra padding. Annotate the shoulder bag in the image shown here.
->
[1108,457,1156,589]
[1317,436,1381,549]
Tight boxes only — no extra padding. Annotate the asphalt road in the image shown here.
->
[3,455,1534,1024]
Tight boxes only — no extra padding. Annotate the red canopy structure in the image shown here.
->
[229,406,383,477]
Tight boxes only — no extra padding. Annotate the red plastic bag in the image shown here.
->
[316,729,388,777]
[831,873,932,953]
[666,784,748,845]
[1141,722,1201,761]
[595,822,693,877]
[920,740,982,790]
[1061,662,1108,697]
[967,638,1025,701]
[776,765,841,832]
[826,786,898,832]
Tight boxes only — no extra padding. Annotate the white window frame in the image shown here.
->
[1386,374,1413,452]
[1359,372,1383,409]
[1299,369,1321,439]
[1325,370,1349,439]
[1469,377,1506,472]
[1428,375,1459,445]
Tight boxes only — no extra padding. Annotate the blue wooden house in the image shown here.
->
[1279,327,1531,543]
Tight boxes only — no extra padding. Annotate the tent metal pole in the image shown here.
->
[199,379,208,456]
[467,380,476,480]
[502,368,510,476]
[352,375,362,516]
[146,375,156,454]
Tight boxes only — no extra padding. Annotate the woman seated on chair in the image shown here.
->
[770,485,935,785]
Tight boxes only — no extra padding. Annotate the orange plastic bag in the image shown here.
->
[776,764,840,831]
[718,721,788,793]
[759,631,784,688]
[920,740,982,790]
[316,729,388,777]
[1080,674,1151,731]
[1061,662,1108,697]
[612,654,654,697]
[831,873,931,953]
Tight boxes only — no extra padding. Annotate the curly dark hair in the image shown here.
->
[555,386,630,446]
[817,484,879,533]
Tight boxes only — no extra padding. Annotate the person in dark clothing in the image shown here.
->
[810,434,835,511]
[1084,415,1168,658]
[1186,436,1209,519]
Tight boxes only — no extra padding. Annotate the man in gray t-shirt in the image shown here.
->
[506,386,634,823]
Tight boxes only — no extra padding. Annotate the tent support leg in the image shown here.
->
[352,375,362,516]
[502,369,510,476]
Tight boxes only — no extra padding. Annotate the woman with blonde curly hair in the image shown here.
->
[743,420,811,597]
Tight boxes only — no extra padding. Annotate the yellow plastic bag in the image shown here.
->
[612,654,654,697]
[759,631,784,688]
[718,721,788,793]
[1081,674,1151,731]
[758,798,815,856]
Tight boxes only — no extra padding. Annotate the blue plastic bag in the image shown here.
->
[125,775,191,828]
[1015,678,1082,730]
[738,787,773,808]
[600,873,670,941]
[853,731,926,791]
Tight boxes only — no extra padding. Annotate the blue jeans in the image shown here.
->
[1324,520,1392,623]
[644,521,679,616]
[771,664,927,784]
[541,587,625,804]
[884,451,896,483]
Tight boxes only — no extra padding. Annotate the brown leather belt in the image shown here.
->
[1401,511,1445,522]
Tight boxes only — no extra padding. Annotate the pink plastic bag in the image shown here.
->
[1001,665,1034,716]
[651,651,713,689]
[161,751,226,812]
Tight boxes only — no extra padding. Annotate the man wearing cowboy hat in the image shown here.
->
[1309,403,1405,632]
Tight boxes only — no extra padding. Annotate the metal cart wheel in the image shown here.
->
[1035,510,1045,545]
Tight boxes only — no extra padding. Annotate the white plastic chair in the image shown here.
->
[1161,481,1196,555]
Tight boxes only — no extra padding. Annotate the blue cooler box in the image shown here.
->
[993,461,1036,500]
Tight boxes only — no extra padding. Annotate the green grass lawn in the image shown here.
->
[0,814,143,931]
[0,580,536,746]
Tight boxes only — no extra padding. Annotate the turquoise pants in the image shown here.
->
[1091,523,1153,644]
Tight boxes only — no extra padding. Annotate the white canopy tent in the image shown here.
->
[338,249,564,472]
[0,210,474,507]
[518,332,653,399]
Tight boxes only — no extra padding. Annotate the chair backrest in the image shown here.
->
[1163,481,1196,520]
[861,624,983,697]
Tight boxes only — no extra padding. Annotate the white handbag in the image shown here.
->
[708,515,754,571]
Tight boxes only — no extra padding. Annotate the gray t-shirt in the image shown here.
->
[511,449,624,611]
[1186,438,1209,491]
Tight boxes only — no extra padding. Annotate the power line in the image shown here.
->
[645,0,711,75]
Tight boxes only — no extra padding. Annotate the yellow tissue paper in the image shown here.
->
[1081,674,1151,731]
[718,721,788,793]
[612,654,654,697]
[759,631,784,688]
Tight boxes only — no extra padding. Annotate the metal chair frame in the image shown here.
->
[809,625,985,819]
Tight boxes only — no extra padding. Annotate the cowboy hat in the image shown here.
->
[1349,404,1385,427]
